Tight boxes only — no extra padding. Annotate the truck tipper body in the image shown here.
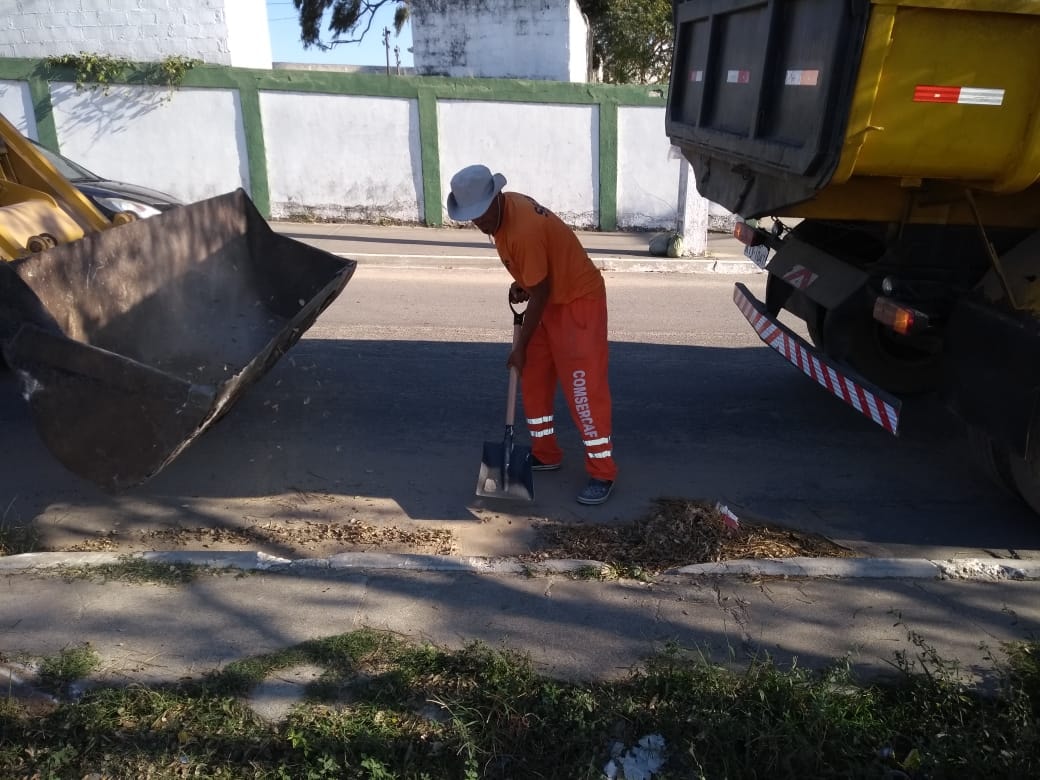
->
[666,0,1040,511]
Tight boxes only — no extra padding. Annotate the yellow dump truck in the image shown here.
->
[666,0,1040,511]
[0,112,355,490]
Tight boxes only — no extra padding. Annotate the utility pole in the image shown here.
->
[383,27,391,76]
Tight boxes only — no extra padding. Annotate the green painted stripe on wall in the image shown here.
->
[27,76,58,150]
[183,66,666,107]
[233,75,270,217]
[598,100,618,232]
[417,87,442,226]
[0,59,57,147]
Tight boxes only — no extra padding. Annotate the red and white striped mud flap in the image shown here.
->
[733,283,902,435]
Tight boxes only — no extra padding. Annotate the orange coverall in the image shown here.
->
[491,193,617,482]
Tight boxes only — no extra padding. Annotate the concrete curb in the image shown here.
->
[593,256,763,274]
[346,252,763,275]
[3,550,1040,581]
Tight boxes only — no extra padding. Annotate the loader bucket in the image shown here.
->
[0,188,355,491]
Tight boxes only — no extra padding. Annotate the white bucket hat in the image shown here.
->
[447,164,507,221]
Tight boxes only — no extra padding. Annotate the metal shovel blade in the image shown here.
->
[476,436,534,501]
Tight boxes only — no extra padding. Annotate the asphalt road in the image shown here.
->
[2,224,1038,563]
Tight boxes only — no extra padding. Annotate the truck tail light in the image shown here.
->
[733,221,764,246]
[873,297,927,335]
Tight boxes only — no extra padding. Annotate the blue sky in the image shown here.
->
[265,1,415,67]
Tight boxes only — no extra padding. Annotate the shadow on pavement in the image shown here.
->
[1,336,1036,561]
[3,563,1039,687]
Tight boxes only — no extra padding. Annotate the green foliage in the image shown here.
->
[45,52,131,93]
[152,55,203,88]
[590,0,673,83]
[44,52,201,97]
[36,643,100,695]
[3,630,1039,777]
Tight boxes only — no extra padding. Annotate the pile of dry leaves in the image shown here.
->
[523,498,855,574]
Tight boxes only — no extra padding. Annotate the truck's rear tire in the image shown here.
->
[969,418,1040,514]
[1008,451,1040,515]
[825,310,942,395]
[966,426,1017,496]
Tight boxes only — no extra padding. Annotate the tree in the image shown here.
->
[292,0,410,50]
[581,0,673,84]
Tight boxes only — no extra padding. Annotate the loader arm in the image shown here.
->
[0,112,114,260]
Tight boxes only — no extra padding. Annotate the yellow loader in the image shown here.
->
[0,112,355,490]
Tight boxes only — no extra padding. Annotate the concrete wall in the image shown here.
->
[0,0,272,69]
[618,107,680,230]
[0,61,707,236]
[48,83,250,204]
[411,0,589,82]
[438,100,600,227]
[261,91,423,222]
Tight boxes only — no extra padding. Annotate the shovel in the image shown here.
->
[476,303,535,501]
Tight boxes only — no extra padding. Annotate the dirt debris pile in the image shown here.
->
[523,498,856,574]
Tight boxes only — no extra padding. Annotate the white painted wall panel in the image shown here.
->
[49,83,247,204]
[260,91,423,222]
[0,80,37,138]
[617,106,678,230]
[438,100,598,227]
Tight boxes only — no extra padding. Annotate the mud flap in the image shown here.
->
[1,189,356,490]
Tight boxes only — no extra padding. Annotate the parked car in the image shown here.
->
[29,139,184,220]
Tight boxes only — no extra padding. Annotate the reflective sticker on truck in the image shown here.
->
[784,70,820,86]
[690,69,704,82]
[733,283,901,436]
[726,70,751,83]
[781,265,819,290]
[914,86,1005,106]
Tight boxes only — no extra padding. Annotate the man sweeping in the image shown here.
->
[447,164,618,505]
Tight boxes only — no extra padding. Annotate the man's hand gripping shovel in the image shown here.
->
[475,301,535,501]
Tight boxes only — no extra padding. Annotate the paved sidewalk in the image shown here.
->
[271,221,762,274]
[3,558,1040,696]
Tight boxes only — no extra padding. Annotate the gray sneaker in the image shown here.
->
[531,457,561,472]
[576,478,614,505]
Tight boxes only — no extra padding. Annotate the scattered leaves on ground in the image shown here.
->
[522,498,856,574]
[140,519,456,556]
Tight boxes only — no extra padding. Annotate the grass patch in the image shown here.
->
[35,644,100,696]
[57,556,203,586]
[1,630,1039,778]
[0,497,38,556]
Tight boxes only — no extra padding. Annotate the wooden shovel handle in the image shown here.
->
[504,304,526,426]
[505,365,519,427]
